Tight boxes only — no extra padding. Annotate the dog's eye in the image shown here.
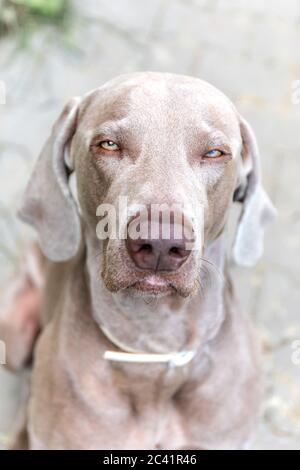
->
[204,149,224,158]
[99,140,120,151]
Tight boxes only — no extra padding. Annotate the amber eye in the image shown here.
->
[204,149,224,158]
[99,140,120,151]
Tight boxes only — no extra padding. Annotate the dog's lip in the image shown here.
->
[130,275,174,293]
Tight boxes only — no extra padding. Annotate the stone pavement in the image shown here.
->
[0,0,299,449]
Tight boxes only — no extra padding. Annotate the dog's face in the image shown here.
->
[20,72,276,300]
[75,74,241,298]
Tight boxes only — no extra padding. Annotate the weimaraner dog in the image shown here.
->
[0,72,276,450]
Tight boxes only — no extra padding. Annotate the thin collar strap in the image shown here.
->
[100,324,196,368]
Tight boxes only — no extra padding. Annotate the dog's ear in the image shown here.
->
[232,116,277,267]
[19,97,82,262]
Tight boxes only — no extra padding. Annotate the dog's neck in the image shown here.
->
[85,234,227,357]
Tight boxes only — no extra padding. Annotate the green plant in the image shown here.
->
[11,0,66,17]
[0,0,69,37]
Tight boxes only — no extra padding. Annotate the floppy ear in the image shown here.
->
[19,97,82,262]
[232,116,277,267]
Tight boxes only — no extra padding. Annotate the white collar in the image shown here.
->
[100,324,196,368]
[103,349,196,368]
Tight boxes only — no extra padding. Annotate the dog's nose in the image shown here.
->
[126,211,192,272]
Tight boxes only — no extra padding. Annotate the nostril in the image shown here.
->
[126,239,157,270]
[138,243,152,254]
[169,246,180,257]
[168,246,188,259]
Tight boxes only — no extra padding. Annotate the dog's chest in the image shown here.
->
[30,360,192,449]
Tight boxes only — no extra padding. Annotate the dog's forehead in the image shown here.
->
[80,73,240,137]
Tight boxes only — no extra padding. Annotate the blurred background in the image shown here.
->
[0,0,299,450]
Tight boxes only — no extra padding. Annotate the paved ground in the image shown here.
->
[0,0,300,449]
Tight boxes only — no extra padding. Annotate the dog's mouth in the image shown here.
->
[102,243,200,299]
[130,275,175,295]
[103,270,197,299]
[122,270,197,299]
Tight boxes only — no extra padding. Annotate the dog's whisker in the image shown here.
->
[194,274,205,298]
[200,257,224,283]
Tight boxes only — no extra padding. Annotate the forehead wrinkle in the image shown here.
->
[203,130,231,145]
[128,79,168,101]
[94,118,130,136]
[125,81,172,132]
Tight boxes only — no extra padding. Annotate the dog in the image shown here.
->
[1,72,276,449]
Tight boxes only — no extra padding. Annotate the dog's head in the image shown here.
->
[19,72,276,300]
